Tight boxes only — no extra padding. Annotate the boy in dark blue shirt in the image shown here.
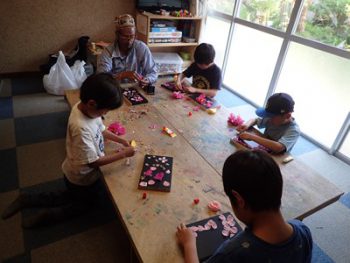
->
[177,150,313,263]
[175,43,222,98]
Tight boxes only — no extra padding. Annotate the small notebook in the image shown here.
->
[188,93,219,109]
[138,155,173,192]
[122,87,148,105]
[187,212,242,262]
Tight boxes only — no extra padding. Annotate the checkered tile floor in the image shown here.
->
[1,76,350,262]
[0,76,135,262]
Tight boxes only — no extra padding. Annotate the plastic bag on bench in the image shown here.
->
[43,51,78,95]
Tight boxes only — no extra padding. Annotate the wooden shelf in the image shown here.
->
[139,11,202,20]
[148,42,199,48]
[136,11,202,50]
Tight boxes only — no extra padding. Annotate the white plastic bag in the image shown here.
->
[43,51,78,95]
[70,60,87,88]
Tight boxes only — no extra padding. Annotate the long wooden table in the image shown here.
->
[64,82,343,263]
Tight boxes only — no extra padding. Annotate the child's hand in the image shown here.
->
[184,86,197,94]
[175,80,184,91]
[236,124,249,132]
[119,139,130,147]
[139,77,150,88]
[176,223,196,248]
[122,146,136,158]
[239,132,255,141]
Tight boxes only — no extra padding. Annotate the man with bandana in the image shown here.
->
[97,14,157,86]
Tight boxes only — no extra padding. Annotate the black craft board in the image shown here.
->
[187,212,242,262]
[161,81,185,92]
[138,154,173,192]
[230,136,271,153]
[188,93,220,109]
[122,87,148,105]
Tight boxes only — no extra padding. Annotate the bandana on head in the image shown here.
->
[114,14,135,31]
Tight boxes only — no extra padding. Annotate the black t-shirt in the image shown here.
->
[183,63,222,90]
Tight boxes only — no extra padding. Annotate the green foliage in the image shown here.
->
[211,0,350,47]
[300,23,344,46]
[304,0,350,46]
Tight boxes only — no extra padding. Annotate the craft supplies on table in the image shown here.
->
[187,212,242,262]
[122,87,148,105]
[138,155,173,192]
[188,93,220,110]
[163,126,177,138]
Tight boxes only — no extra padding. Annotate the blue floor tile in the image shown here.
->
[339,192,350,209]
[11,76,45,95]
[312,243,334,263]
[0,97,13,119]
[0,148,18,192]
[14,111,69,146]
[216,88,247,108]
[291,136,319,156]
[22,178,116,250]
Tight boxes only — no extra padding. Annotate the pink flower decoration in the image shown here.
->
[196,93,206,104]
[172,91,184,99]
[208,200,222,212]
[154,172,165,181]
[143,169,153,176]
[108,122,126,135]
[227,113,244,126]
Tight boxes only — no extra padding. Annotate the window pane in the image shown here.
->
[295,0,350,51]
[238,0,295,31]
[275,43,350,147]
[224,24,283,105]
[201,16,231,68]
[339,131,350,158]
[208,0,235,16]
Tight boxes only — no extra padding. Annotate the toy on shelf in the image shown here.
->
[171,9,192,17]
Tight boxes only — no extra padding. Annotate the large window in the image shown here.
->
[275,43,350,147]
[203,0,350,163]
[339,131,350,158]
[208,0,235,15]
[201,16,231,68]
[296,0,350,50]
[224,25,283,105]
[239,0,295,31]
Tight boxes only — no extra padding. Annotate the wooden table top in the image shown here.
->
[64,81,343,263]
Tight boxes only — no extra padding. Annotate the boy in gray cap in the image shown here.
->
[236,93,300,153]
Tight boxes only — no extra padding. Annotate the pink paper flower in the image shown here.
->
[143,169,153,176]
[108,122,126,135]
[154,172,165,181]
[172,91,184,99]
[227,113,244,126]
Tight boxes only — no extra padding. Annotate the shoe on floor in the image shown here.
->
[1,193,31,219]
[22,210,53,229]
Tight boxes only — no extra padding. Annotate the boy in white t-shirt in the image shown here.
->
[2,73,135,228]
